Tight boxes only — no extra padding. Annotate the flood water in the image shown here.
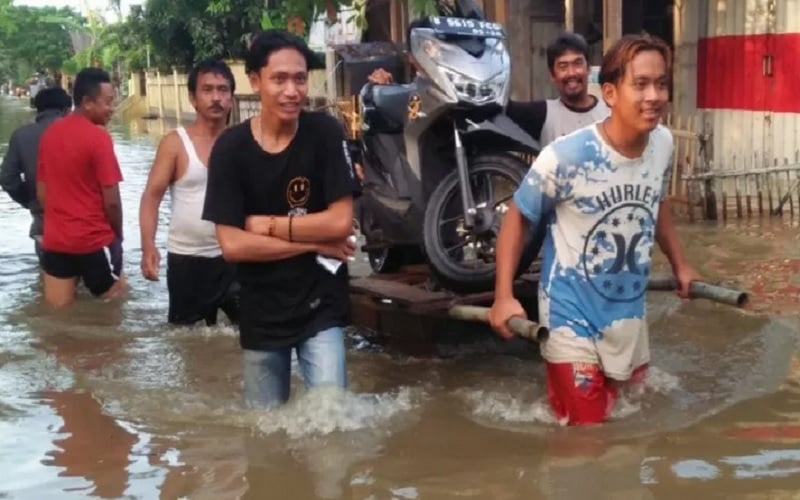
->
[1,95,800,499]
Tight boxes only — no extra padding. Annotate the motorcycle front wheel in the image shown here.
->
[422,153,543,294]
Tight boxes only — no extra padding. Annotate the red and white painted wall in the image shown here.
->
[675,0,800,172]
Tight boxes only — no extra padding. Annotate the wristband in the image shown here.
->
[267,216,276,237]
[288,214,294,242]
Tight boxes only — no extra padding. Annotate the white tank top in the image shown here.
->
[167,127,221,257]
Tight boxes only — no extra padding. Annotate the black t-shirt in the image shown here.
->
[202,111,360,351]
[506,100,548,141]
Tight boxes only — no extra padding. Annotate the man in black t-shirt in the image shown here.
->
[202,30,360,409]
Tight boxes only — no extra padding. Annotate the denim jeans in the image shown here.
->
[242,326,347,409]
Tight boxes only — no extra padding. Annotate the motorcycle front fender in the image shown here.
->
[461,113,541,155]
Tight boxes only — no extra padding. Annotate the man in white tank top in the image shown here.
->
[506,32,610,148]
[139,59,240,326]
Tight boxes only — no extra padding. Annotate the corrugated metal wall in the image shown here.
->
[699,0,800,172]
[771,0,800,171]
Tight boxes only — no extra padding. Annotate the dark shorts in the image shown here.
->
[40,239,123,296]
[33,236,43,266]
[167,252,239,326]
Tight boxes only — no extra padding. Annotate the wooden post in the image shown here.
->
[564,0,574,31]
[144,71,150,110]
[789,170,800,216]
[746,174,753,218]
[156,69,164,119]
[722,182,728,222]
[325,47,338,105]
[496,0,506,25]
[768,172,775,215]
[172,67,181,121]
[757,173,764,216]
[603,0,623,53]
[483,0,507,24]
[735,175,742,219]
[231,96,241,125]
[390,0,403,43]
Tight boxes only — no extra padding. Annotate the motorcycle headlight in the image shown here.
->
[440,68,509,105]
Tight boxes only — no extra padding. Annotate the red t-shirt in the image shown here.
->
[37,113,123,254]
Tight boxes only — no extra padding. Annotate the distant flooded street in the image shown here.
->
[1,95,800,499]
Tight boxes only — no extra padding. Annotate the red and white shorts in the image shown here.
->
[546,362,648,426]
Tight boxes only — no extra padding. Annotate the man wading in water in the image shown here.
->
[0,87,72,266]
[139,59,240,326]
[36,68,126,307]
[202,30,360,409]
[489,34,701,426]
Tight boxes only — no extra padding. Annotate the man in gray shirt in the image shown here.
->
[0,87,72,262]
[506,32,610,147]
[366,31,608,149]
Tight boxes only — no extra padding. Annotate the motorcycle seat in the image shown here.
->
[370,84,413,109]
[365,84,415,131]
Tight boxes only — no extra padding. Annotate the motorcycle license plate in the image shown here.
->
[428,16,507,39]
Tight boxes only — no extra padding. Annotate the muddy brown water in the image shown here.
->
[1,96,800,499]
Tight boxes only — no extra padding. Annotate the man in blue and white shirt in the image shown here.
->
[489,33,701,426]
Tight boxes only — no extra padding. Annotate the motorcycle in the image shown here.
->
[351,0,542,293]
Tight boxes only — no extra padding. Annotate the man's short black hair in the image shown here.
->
[34,87,71,113]
[188,58,236,95]
[72,67,111,107]
[245,29,323,74]
[546,32,590,72]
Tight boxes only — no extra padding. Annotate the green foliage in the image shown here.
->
[55,6,148,91]
[145,0,262,70]
[0,0,13,32]
[144,0,438,69]
[0,5,84,81]
[0,0,440,85]
[412,0,437,16]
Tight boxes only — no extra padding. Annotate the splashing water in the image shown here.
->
[457,366,681,427]
[255,386,420,438]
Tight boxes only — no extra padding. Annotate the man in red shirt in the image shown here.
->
[36,67,126,307]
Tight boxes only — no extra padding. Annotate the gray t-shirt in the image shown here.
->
[506,96,611,147]
[540,98,610,146]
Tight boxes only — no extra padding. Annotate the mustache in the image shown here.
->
[209,103,224,111]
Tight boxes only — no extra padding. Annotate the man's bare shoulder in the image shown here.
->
[156,129,183,154]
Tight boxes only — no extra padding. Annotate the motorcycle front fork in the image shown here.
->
[454,123,477,229]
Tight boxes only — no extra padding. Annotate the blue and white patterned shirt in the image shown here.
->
[514,123,673,379]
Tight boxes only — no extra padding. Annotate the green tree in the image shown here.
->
[0,5,85,81]
[0,0,14,32]
[143,0,262,70]
[59,6,148,94]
